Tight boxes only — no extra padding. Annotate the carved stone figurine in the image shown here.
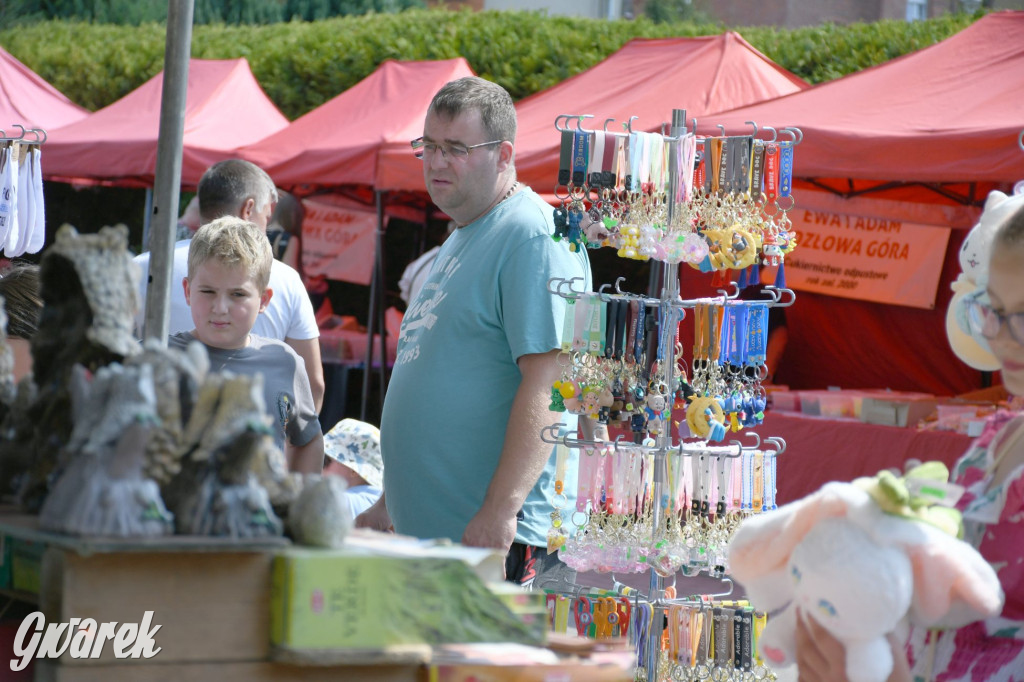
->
[39,363,173,537]
[163,372,285,538]
[5,225,141,511]
[125,339,209,487]
[288,475,353,548]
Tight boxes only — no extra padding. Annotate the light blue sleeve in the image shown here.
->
[499,234,589,361]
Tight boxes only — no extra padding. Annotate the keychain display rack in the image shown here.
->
[542,109,802,681]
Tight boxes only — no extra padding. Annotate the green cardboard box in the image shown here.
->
[11,538,45,595]
[271,547,542,654]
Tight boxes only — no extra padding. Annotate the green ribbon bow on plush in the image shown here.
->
[854,461,964,539]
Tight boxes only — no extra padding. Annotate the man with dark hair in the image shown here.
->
[134,159,324,409]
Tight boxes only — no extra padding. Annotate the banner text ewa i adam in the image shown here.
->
[777,208,951,309]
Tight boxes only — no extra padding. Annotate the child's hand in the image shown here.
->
[795,609,912,682]
[355,495,393,533]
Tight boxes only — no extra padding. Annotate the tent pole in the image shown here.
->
[143,0,194,345]
[360,221,378,422]
[361,189,386,423]
[376,190,388,420]
[142,187,154,252]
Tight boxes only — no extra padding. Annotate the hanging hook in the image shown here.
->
[745,121,759,137]
[661,122,670,137]
[574,115,595,132]
[762,126,777,143]
[547,276,566,296]
[716,124,726,139]
[29,128,47,144]
[765,286,796,307]
[766,436,787,454]
[558,276,587,298]
[625,116,639,134]
[540,425,563,444]
[730,431,761,453]
[10,124,26,140]
[1019,129,1024,152]
[603,118,616,133]
[554,115,573,132]
[780,127,801,145]
[613,276,628,295]
[690,118,698,136]
[716,281,740,300]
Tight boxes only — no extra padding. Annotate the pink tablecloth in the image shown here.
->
[757,411,973,505]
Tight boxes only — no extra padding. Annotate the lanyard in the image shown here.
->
[571,128,590,188]
[763,143,779,204]
[557,129,573,187]
[588,130,605,189]
[750,141,765,201]
[779,141,795,198]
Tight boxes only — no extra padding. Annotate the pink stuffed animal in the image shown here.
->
[728,463,1003,682]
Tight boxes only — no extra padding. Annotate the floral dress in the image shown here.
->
[906,412,1024,682]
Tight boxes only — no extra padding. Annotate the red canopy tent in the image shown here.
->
[239,58,476,421]
[242,58,475,191]
[43,58,288,189]
[0,45,88,131]
[506,32,809,194]
[689,11,1024,396]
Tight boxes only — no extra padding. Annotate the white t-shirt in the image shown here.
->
[134,239,319,341]
[398,245,440,307]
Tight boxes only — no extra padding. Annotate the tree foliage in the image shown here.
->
[0,8,982,118]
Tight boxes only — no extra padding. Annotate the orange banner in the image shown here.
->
[301,195,378,285]
[777,208,951,309]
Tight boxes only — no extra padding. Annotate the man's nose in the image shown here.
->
[429,147,451,169]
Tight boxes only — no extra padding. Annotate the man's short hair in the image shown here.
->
[428,76,516,145]
[188,216,273,291]
[197,159,278,224]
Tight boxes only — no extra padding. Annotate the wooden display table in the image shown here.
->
[0,514,424,682]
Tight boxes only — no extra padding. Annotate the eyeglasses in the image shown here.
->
[411,137,503,162]
[967,296,1024,345]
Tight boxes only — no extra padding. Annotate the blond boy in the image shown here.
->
[169,216,323,474]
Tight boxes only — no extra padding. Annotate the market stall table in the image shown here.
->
[757,411,973,504]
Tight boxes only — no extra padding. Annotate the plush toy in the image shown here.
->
[728,463,1003,682]
[946,189,1024,370]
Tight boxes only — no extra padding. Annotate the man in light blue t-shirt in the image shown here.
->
[357,77,601,588]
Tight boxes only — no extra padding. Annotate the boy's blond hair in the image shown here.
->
[188,216,272,291]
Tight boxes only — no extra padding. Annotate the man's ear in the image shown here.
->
[240,197,257,221]
[260,287,273,313]
[496,140,514,173]
[183,277,192,305]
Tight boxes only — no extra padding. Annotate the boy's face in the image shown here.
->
[183,259,271,350]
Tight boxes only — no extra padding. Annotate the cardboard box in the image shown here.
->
[271,548,543,656]
[11,537,45,594]
[486,582,549,641]
[860,396,937,428]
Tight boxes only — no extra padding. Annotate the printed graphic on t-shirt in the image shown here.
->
[396,253,461,366]
[276,391,294,430]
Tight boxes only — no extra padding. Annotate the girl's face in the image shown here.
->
[987,244,1024,397]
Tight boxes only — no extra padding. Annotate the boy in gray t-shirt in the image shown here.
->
[168,216,323,474]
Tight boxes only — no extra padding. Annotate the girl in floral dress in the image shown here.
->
[796,202,1024,682]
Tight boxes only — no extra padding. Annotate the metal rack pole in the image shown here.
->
[643,108,687,682]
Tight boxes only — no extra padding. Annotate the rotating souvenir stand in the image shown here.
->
[545,109,799,681]
[543,281,789,681]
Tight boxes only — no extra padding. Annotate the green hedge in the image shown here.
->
[0,8,982,120]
